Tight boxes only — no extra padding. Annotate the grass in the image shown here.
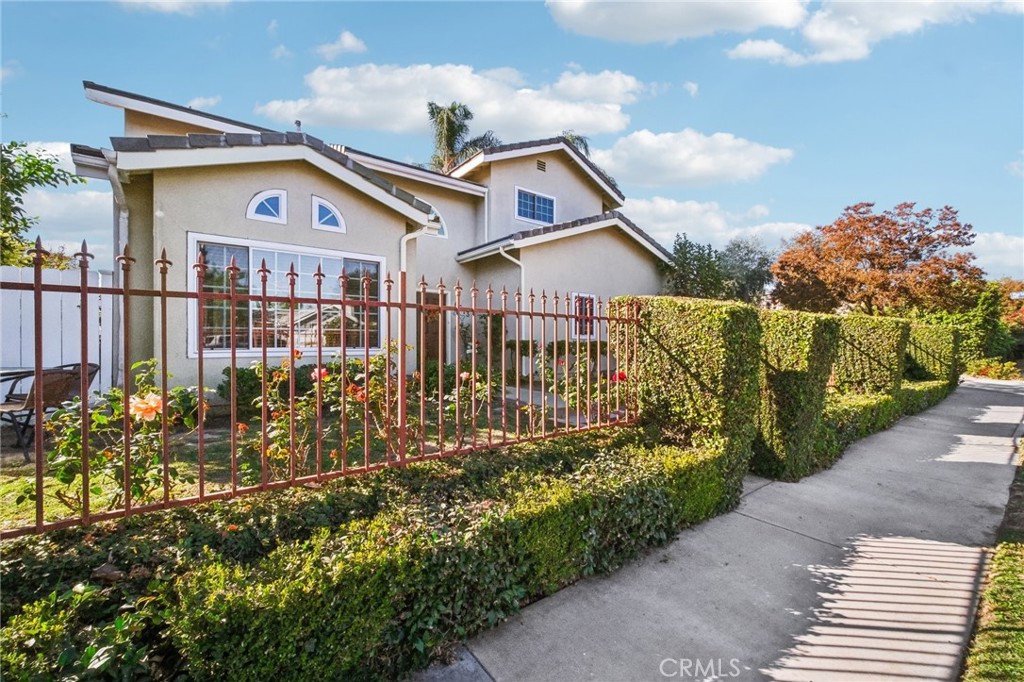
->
[962,456,1024,681]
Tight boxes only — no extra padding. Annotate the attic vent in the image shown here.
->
[536,159,547,172]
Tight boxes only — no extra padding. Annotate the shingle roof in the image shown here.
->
[84,81,278,134]
[107,132,432,215]
[453,136,624,201]
[458,211,671,261]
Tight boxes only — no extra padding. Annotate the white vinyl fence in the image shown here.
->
[1,266,115,393]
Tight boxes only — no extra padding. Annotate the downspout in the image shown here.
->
[497,244,526,338]
[105,152,129,387]
[497,245,525,295]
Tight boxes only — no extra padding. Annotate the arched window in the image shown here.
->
[311,196,346,233]
[246,189,287,224]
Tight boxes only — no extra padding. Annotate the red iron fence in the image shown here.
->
[0,240,640,538]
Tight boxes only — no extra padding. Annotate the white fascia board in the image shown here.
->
[455,240,514,264]
[514,219,671,264]
[72,150,111,180]
[116,146,430,223]
[346,152,488,197]
[450,142,623,208]
[85,86,264,134]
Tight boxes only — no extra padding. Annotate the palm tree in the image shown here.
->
[560,129,591,158]
[427,101,501,173]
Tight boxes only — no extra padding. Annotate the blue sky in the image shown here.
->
[3,0,1022,278]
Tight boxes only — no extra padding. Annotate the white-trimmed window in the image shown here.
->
[312,195,346,233]
[187,233,383,356]
[246,189,287,224]
[515,187,555,225]
[427,207,448,239]
[572,293,597,339]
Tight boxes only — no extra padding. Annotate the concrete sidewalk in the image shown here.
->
[418,378,1024,682]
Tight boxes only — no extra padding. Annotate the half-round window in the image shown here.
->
[312,196,346,233]
[246,189,287,224]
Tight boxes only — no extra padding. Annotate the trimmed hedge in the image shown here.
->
[753,310,840,480]
[167,442,730,681]
[834,315,911,395]
[907,323,961,387]
[814,379,954,464]
[614,296,760,509]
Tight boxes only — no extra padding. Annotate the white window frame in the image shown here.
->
[311,195,347,233]
[427,207,449,239]
[514,186,556,226]
[185,231,386,358]
[570,292,598,340]
[246,189,288,225]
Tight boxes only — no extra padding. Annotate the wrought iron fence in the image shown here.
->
[0,240,640,537]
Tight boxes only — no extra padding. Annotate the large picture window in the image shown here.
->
[191,235,382,355]
[516,187,555,224]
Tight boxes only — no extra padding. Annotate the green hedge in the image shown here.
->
[753,310,840,480]
[813,380,953,464]
[1,431,736,681]
[834,315,910,395]
[613,296,760,509]
[906,323,961,387]
[166,442,730,681]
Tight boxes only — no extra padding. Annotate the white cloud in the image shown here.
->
[271,44,292,59]
[969,231,1024,279]
[186,95,221,110]
[117,0,230,15]
[729,0,1024,66]
[623,196,809,250]
[1008,151,1024,178]
[267,19,278,36]
[22,189,115,269]
[591,129,793,186]
[315,30,368,60]
[1,60,21,83]
[547,0,807,43]
[255,64,646,139]
[683,81,699,97]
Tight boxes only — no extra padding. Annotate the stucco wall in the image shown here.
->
[124,110,221,137]
[130,160,412,385]
[482,152,605,239]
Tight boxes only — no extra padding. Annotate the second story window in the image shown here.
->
[246,189,287,225]
[516,188,555,224]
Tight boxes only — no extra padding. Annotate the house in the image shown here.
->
[71,81,669,384]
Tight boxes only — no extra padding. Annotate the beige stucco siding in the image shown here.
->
[483,152,605,240]
[518,227,665,300]
[124,110,221,137]
[130,160,412,384]
[373,172,482,287]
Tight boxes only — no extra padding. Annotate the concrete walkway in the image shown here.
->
[417,378,1024,682]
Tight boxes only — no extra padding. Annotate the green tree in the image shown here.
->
[720,236,775,305]
[426,102,501,173]
[663,233,727,299]
[1,141,85,265]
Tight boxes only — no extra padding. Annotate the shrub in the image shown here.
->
[753,310,840,480]
[612,296,760,509]
[167,441,730,681]
[965,358,1024,380]
[813,392,902,465]
[897,380,954,415]
[906,323,961,386]
[833,315,910,395]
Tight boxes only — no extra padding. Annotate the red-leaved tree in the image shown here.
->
[772,202,984,314]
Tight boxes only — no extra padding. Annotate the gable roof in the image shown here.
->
[456,211,671,264]
[449,137,625,206]
[84,80,277,135]
[75,131,433,222]
[335,145,489,197]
